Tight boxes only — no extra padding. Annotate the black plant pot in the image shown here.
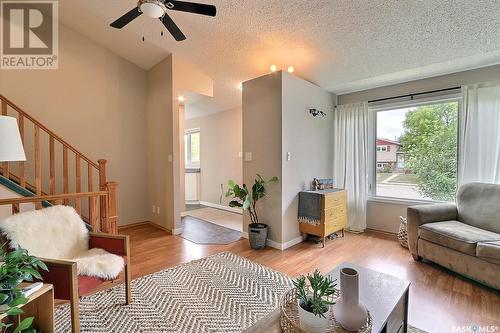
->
[248,223,268,249]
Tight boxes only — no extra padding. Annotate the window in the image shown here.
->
[185,129,200,168]
[371,99,459,202]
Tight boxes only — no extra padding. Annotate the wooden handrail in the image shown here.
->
[0,94,115,233]
[0,95,98,169]
[0,191,108,205]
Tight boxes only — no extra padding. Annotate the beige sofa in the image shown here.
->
[407,182,500,290]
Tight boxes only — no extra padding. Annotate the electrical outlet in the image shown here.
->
[156,206,160,215]
[286,152,291,161]
[152,205,156,214]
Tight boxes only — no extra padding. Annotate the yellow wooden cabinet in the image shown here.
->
[298,189,348,247]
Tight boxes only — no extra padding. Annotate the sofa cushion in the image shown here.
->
[419,221,500,255]
[457,182,500,234]
[476,241,500,265]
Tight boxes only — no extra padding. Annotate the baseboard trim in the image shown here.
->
[282,236,304,250]
[171,227,183,235]
[366,228,398,238]
[118,221,179,235]
[118,221,152,229]
[199,201,243,214]
[240,232,303,251]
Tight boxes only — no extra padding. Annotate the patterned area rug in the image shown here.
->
[180,216,242,244]
[55,252,292,333]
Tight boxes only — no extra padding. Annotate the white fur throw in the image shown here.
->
[0,206,124,280]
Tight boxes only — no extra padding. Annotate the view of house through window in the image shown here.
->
[185,129,200,168]
[375,100,459,201]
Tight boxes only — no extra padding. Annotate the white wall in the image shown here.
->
[146,56,174,230]
[242,73,283,242]
[242,71,336,247]
[281,73,336,243]
[184,107,242,207]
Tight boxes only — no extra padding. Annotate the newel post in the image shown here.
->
[98,159,108,230]
[105,181,118,234]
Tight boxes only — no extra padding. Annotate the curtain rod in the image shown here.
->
[367,86,461,104]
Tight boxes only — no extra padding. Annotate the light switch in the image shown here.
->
[156,206,160,214]
[245,152,252,161]
[168,154,173,162]
[286,152,291,161]
[152,205,156,214]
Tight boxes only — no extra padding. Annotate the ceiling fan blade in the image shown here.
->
[167,1,216,17]
[110,7,142,29]
[160,14,187,41]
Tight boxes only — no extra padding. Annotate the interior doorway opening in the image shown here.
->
[180,100,243,244]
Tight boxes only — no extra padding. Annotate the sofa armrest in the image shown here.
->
[407,204,457,256]
[88,232,129,257]
[38,258,78,301]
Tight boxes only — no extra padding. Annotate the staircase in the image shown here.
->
[0,94,118,234]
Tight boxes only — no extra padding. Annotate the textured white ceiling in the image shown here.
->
[59,0,500,115]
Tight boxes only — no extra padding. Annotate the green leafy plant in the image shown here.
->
[293,270,337,318]
[0,246,48,333]
[225,174,278,226]
[399,102,458,201]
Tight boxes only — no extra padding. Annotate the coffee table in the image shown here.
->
[327,263,410,333]
[248,263,410,333]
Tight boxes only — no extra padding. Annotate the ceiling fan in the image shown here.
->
[110,0,216,41]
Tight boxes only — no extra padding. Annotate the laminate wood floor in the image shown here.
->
[111,224,499,333]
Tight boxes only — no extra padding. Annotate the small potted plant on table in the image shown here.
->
[226,174,278,249]
[0,246,48,333]
[293,270,337,333]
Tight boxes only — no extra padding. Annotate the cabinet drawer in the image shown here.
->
[325,215,346,235]
[324,205,346,219]
[324,191,346,209]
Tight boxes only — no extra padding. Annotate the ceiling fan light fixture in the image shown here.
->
[140,2,164,18]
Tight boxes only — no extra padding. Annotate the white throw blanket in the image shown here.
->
[0,206,124,280]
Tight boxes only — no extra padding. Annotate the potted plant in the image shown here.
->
[226,174,278,249]
[0,246,48,333]
[293,270,337,333]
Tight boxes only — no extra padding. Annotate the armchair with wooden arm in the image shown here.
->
[39,233,131,333]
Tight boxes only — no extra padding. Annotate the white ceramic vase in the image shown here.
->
[298,300,329,333]
[332,267,368,331]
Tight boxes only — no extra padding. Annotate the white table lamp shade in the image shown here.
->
[0,116,26,162]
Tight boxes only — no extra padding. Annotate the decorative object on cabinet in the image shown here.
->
[298,189,348,247]
[317,178,334,190]
[312,178,319,191]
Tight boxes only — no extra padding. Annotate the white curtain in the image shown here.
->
[333,102,368,232]
[459,82,500,185]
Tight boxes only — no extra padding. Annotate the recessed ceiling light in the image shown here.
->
[270,64,277,72]
[178,96,185,102]
[287,66,294,73]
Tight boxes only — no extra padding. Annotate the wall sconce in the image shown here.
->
[309,108,326,117]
